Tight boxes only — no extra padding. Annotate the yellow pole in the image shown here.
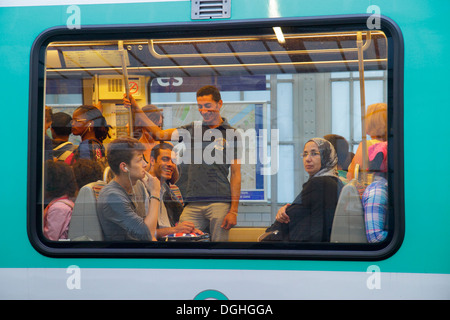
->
[356,32,368,182]
[119,40,133,136]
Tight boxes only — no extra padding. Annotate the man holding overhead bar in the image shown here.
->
[124,85,242,241]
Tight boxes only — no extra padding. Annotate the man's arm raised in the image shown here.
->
[124,94,176,141]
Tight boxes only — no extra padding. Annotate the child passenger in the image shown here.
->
[43,160,78,240]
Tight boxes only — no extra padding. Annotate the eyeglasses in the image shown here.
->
[301,151,320,158]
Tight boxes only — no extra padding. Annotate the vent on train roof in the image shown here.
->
[191,0,231,20]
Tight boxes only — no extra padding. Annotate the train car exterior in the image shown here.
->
[0,0,449,300]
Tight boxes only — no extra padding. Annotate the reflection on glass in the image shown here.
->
[41,30,389,245]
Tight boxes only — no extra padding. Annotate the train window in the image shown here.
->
[29,17,404,259]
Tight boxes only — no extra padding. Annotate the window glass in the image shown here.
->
[33,25,398,258]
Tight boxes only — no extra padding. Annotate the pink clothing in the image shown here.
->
[44,196,74,241]
[347,139,382,180]
[368,141,387,173]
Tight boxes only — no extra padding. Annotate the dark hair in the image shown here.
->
[72,159,103,189]
[134,105,163,140]
[196,85,221,103]
[44,160,77,199]
[74,105,111,142]
[51,112,72,136]
[142,105,163,125]
[324,134,352,170]
[150,142,173,160]
[106,136,145,175]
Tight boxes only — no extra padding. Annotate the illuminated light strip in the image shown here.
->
[273,27,286,44]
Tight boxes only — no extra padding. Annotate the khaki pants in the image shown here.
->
[179,202,230,241]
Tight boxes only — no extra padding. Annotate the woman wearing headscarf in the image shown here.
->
[263,138,344,242]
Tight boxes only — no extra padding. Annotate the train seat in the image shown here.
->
[229,227,267,242]
[68,181,106,241]
[330,165,368,243]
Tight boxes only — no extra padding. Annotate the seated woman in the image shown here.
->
[70,105,111,165]
[43,160,78,241]
[264,138,343,242]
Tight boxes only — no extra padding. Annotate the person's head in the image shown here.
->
[323,134,351,170]
[107,137,147,180]
[72,159,103,189]
[142,105,163,128]
[135,105,163,140]
[150,143,176,182]
[196,85,223,125]
[44,160,77,199]
[302,138,338,178]
[366,103,387,141]
[71,105,111,142]
[51,112,72,139]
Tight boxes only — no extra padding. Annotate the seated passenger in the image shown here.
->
[69,160,109,241]
[148,143,202,239]
[51,112,77,164]
[324,134,354,184]
[43,160,77,240]
[264,138,343,242]
[347,103,387,180]
[97,137,160,241]
[70,105,111,165]
[362,141,388,243]
[72,159,104,191]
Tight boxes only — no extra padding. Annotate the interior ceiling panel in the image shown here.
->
[45,31,387,79]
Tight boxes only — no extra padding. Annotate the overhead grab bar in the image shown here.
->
[148,31,374,60]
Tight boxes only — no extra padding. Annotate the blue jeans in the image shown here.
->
[179,202,231,241]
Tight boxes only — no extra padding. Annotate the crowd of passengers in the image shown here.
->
[43,85,388,244]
